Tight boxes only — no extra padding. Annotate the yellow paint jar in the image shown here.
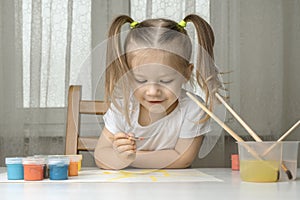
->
[77,154,82,171]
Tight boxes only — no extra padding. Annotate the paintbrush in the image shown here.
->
[128,136,145,141]
[261,120,300,157]
[186,92,262,159]
[215,93,293,180]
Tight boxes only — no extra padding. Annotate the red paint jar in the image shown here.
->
[231,154,240,171]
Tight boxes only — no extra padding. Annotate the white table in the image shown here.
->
[0,168,299,200]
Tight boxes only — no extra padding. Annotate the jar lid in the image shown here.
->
[22,157,47,165]
[34,155,49,162]
[66,155,82,162]
[5,157,23,164]
[47,156,70,165]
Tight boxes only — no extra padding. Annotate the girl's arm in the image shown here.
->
[94,127,136,170]
[131,136,204,168]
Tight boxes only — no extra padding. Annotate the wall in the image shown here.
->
[0,0,3,120]
[239,0,284,137]
[0,0,3,160]
[193,0,300,168]
[238,0,299,140]
[282,0,300,137]
[211,0,299,138]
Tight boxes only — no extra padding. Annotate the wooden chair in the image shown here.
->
[65,85,109,155]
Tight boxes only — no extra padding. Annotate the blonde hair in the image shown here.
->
[105,14,224,124]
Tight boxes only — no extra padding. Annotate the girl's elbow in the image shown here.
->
[178,159,194,168]
[94,154,129,170]
[94,156,112,169]
[167,157,194,169]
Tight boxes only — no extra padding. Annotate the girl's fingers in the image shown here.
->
[111,133,137,155]
[113,138,135,147]
[127,133,135,137]
[115,144,136,153]
[127,133,139,141]
[114,132,129,140]
[113,132,138,141]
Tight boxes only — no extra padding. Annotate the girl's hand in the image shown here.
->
[112,132,136,161]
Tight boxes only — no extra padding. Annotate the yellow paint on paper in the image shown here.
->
[108,171,135,181]
[102,169,171,182]
[149,176,157,181]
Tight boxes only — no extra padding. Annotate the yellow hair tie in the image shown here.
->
[178,20,187,28]
[130,21,139,29]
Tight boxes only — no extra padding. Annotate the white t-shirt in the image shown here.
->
[103,89,211,151]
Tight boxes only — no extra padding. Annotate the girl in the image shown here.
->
[94,14,224,170]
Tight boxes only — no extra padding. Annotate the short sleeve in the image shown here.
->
[179,94,211,138]
[103,102,126,134]
[178,91,226,159]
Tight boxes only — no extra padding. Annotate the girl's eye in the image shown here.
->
[160,80,173,84]
[135,79,147,84]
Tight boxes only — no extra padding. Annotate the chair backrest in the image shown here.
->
[65,85,109,155]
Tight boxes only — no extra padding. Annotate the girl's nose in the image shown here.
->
[145,83,161,96]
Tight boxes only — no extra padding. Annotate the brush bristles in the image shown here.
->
[285,169,293,180]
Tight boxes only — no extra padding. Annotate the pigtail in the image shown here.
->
[106,15,133,100]
[184,14,224,122]
[105,15,134,124]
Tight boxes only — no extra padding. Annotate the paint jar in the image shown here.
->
[5,157,24,180]
[23,157,46,181]
[237,141,282,182]
[279,141,299,181]
[66,155,81,176]
[34,155,49,178]
[231,154,239,171]
[78,154,83,171]
[48,156,70,180]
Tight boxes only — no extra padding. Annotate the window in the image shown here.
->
[20,0,91,108]
[130,0,209,22]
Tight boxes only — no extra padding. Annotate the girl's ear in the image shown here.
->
[185,63,194,81]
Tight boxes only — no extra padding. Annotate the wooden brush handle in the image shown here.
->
[262,120,300,156]
[186,92,262,160]
[215,93,263,142]
[186,92,244,142]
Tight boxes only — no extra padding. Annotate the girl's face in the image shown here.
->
[129,50,192,115]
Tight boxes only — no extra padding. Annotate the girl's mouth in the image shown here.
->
[148,101,163,104]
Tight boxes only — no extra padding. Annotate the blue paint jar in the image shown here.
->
[48,156,70,180]
[5,157,24,180]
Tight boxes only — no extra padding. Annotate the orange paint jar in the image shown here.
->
[67,155,81,176]
[23,157,46,181]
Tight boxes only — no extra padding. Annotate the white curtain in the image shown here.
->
[0,0,92,164]
[130,0,209,22]
[17,0,92,108]
[0,0,129,166]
